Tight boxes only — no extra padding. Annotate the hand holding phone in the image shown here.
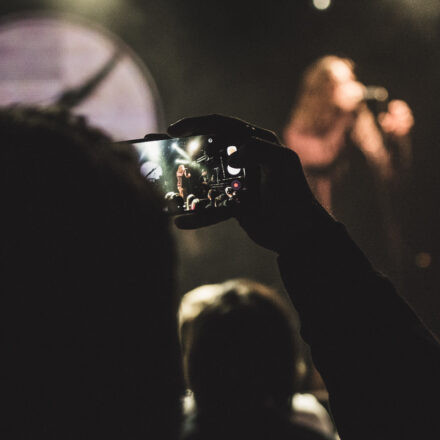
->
[166,114,336,252]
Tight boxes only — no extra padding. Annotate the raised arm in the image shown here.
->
[169,114,440,440]
[277,221,440,439]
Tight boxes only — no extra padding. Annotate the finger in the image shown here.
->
[143,133,171,141]
[174,207,233,229]
[168,114,279,144]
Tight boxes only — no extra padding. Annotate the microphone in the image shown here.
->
[364,86,389,102]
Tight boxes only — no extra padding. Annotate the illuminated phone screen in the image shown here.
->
[131,135,246,215]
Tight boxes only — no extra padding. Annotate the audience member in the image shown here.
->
[1,107,182,439]
[178,278,337,440]
[206,188,219,208]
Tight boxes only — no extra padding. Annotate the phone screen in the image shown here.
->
[130,135,247,215]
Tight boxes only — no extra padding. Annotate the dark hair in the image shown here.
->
[1,106,181,439]
[179,279,302,413]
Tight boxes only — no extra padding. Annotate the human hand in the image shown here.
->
[378,100,414,138]
[168,115,335,253]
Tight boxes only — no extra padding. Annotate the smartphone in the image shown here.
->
[128,135,249,215]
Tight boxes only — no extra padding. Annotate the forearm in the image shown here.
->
[278,222,440,361]
[278,223,440,438]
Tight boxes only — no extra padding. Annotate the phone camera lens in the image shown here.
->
[231,180,241,190]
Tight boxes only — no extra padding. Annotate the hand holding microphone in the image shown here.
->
[379,99,414,138]
[334,79,390,112]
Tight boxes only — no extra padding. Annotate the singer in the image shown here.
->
[284,55,414,282]
[176,164,191,201]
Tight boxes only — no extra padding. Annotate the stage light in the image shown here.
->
[140,161,162,180]
[226,146,240,175]
[188,139,201,156]
[227,146,237,156]
[172,142,190,159]
[231,180,242,190]
[313,0,331,11]
[415,252,432,269]
[134,140,161,163]
[0,15,161,140]
[227,165,241,176]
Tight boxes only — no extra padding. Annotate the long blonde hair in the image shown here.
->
[288,55,389,177]
[290,55,355,134]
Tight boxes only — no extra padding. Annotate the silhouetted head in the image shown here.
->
[179,279,302,415]
[225,186,233,196]
[0,106,181,439]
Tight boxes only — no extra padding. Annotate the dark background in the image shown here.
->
[2,0,439,335]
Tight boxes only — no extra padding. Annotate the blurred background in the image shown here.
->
[1,0,439,335]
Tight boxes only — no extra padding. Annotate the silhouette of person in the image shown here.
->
[179,278,337,440]
[1,106,182,439]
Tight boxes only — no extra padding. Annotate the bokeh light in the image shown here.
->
[313,0,332,11]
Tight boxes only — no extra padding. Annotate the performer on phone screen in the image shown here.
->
[176,164,191,201]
